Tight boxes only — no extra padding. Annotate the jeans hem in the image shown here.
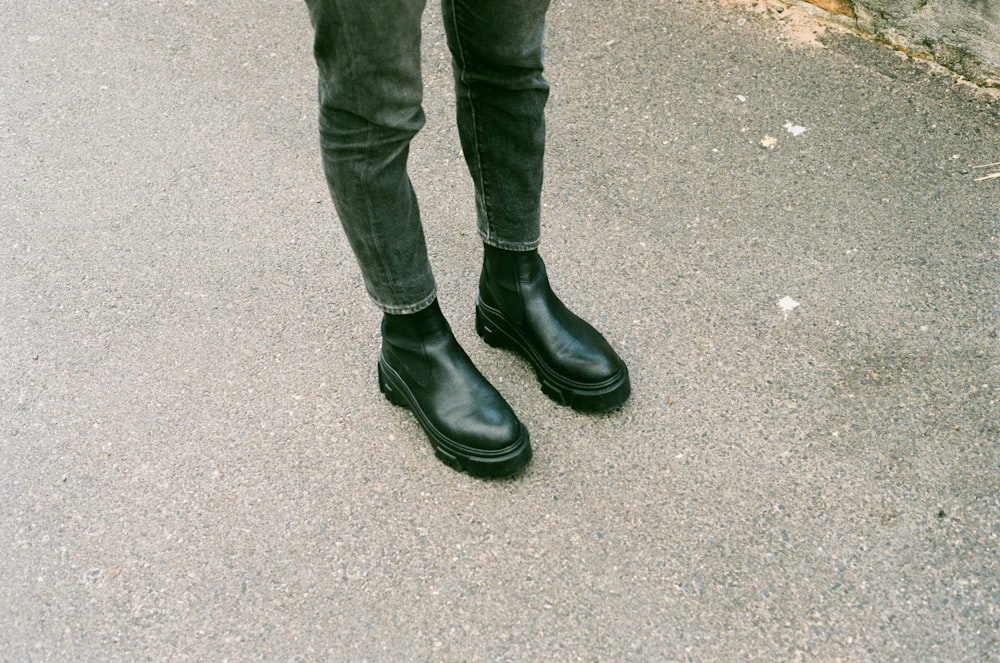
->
[374,288,438,316]
[482,236,541,252]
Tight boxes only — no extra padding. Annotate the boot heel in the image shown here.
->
[378,361,408,408]
[475,304,507,349]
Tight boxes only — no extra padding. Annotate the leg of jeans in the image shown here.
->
[306,0,436,314]
[441,0,551,251]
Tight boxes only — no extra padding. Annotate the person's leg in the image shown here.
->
[306,0,531,476]
[441,0,549,249]
[442,0,630,412]
[306,0,433,314]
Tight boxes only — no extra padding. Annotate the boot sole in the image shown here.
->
[377,357,532,479]
[476,297,630,413]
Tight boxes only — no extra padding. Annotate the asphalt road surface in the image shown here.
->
[3,0,998,660]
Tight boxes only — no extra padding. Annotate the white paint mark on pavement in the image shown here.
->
[784,122,807,136]
[779,296,800,319]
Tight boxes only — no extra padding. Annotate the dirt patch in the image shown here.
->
[716,0,849,49]
[716,0,1000,100]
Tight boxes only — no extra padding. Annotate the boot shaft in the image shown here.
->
[381,298,450,348]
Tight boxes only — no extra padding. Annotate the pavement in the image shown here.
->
[2,0,998,660]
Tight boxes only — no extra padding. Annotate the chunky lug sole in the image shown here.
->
[476,297,631,413]
[377,357,531,478]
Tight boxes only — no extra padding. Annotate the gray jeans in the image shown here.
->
[305,0,551,313]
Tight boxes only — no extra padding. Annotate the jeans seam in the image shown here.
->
[447,2,492,245]
[359,122,404,308]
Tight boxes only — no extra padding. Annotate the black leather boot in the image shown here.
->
[476,246,630,412]
[378,299,531,478]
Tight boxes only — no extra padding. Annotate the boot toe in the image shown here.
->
[441,393,524,453]
[561,331,624,384]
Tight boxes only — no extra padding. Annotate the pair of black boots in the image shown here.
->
[377,246,630,478]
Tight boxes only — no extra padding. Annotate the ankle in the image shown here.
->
[483,244,538,264]
[482,244,545,285]
[382,299,448,341]
[384,298,442,323]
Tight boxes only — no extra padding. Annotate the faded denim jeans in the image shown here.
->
[305,0,551,313]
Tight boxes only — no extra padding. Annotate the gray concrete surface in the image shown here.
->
[2,0,998,660]
[844,0,1000,85]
